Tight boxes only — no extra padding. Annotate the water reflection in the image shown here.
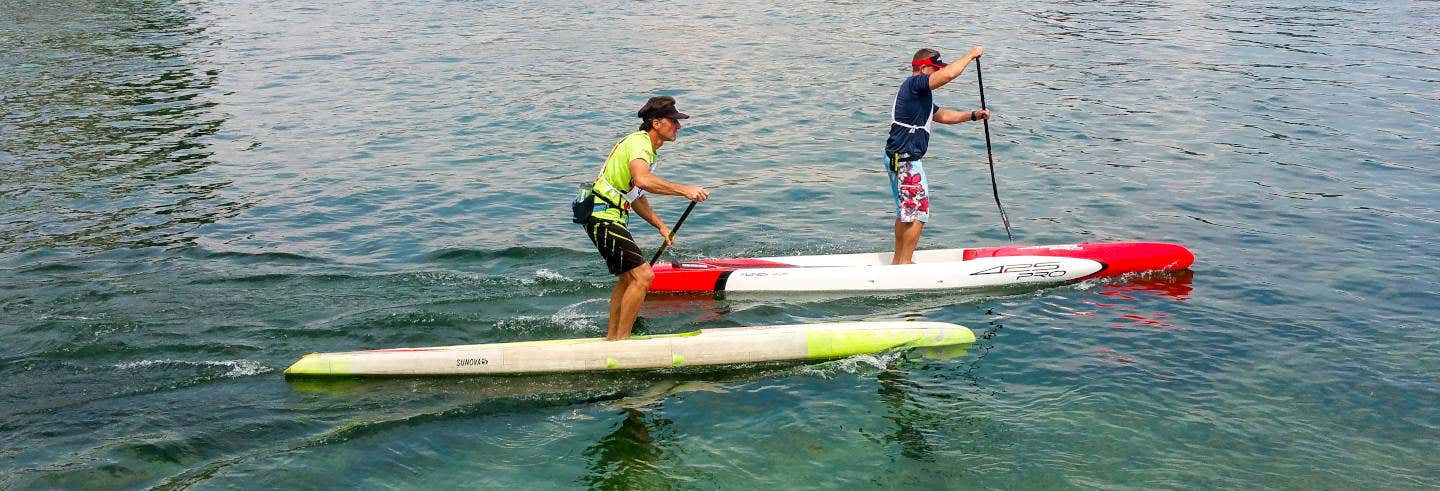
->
[639,293,733,324]
[1096,269,1194,301]
[288,371,716,489]
[0,2,246,253]
[1076,270,1194,329]
[877,342,977,462]
[878,368,936,461]
[581,407,675,490]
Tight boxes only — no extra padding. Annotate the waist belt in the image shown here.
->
[892,151,919,162]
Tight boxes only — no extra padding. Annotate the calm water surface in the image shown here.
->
[2,0,1437,488]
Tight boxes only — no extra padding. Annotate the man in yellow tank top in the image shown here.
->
[582,96,708,340]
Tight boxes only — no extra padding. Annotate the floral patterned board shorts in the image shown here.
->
[886,157,930,223]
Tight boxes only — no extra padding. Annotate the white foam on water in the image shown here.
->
[114,359,272,378]
[493,298,605,334]
[550,298,605,332]
[39,314,94,321]
[798,352,899,378]
[534,268,567,281]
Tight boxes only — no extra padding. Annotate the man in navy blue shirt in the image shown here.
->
[884,46,990,264]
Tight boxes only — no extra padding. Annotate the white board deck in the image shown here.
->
[285,321,975,376]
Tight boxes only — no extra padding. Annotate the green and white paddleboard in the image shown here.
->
[284,321,974,376]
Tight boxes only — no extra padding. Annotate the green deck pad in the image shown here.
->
[285,353,351,376]
[805,326,974,360]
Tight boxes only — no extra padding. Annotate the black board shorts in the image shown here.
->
[584,220,646,275]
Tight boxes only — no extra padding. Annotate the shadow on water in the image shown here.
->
[0,1,248,254]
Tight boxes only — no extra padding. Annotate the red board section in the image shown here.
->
[649,258,793,293]
[962,242,1193,279]
[648,242,1193,293]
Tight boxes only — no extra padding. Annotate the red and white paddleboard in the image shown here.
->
[649,242,1194,293]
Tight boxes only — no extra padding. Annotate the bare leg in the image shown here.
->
[608,263,654,340]
[892,219,924,265]
[606,276,627,337]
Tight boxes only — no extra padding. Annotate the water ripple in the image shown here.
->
[1,0,1437,488]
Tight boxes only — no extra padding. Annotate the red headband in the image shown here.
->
[912,57,946,69]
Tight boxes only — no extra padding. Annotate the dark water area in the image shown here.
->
[2,0,1437,488]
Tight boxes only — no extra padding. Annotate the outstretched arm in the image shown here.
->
[933,108,990,125]
[629,158,708,202]
[928,46,985,90]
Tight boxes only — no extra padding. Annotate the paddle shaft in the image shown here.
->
[975,58,1014,242]
[649,201,697,265]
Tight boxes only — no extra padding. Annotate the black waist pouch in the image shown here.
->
[571,184,597,224]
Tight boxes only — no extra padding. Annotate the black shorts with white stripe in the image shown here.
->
[583,220,646,275]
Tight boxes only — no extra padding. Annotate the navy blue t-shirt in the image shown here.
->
[885,74,940,160]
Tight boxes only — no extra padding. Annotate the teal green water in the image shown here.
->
[3,0,1437,488]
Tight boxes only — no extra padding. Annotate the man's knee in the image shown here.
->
[622,264,654,285]
[634,264,654,285]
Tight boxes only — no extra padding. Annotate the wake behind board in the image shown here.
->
[285,321,973,377]
[650,242,1193,293]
